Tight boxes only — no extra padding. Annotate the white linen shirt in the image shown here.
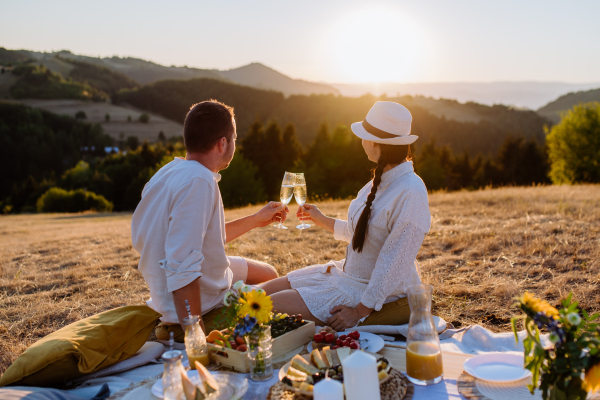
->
[333,161,431,310]
[131,158,232,323]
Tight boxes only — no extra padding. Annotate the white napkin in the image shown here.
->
[354,316,447,337]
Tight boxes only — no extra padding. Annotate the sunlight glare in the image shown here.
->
[328,7,426,83]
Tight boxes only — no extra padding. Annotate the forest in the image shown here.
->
[0,101,550,214]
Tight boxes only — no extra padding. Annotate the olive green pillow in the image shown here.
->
[0,305,161,388]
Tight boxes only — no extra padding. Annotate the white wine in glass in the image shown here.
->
[294,173,311,229]
[275,172,295,229]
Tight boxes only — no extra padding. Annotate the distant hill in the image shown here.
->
[332,81,600,110]
[4,49,338,97]
[537,87,600,123]
[115,77,549,155]
[220,63,339,96]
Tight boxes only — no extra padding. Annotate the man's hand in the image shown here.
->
[253,201,289,228]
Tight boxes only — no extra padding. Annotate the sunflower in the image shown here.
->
[584,363,600,394]
[519,292,559,318]
[238,290,273,324]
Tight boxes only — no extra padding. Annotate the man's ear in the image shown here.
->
[218,137,228,153]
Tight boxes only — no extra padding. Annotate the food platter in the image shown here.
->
[307,330,385,354]
[278,351,392,396]
[152,370,249,399]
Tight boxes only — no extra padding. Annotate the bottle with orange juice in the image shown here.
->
[405,284,443,385]
[182,315,210,368]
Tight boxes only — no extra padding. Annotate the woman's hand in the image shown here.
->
[297,203,325,227]
[327,305,361,331]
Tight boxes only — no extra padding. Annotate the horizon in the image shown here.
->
[2,0,600,85]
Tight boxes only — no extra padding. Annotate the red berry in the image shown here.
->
[335,339,344,346]
[350,331,360,340]
[314,333,324,343]
[349,342,359,350]
[344,338,352,345]
[324,333,336,343]
[339,335,347,341]
[296,315,303,322]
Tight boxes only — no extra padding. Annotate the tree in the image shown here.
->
[75,110,87,120]
[127,115,132,122]
[105,113,110,122]
[139,112,150,123]
[158,131,166,143]
[547,102,600,184]
[282,123,303,172]
[126,136,140,151]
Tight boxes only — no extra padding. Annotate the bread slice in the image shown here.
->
[291,354,319,375]
[310,349,327,369]
[322,346,333,368]
[337,347,351,363]
[299,382,314,392]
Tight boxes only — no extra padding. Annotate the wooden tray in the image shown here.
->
[208,320,315,373]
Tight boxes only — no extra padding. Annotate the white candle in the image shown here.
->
[313,378,344,400]
[342,351,381,400]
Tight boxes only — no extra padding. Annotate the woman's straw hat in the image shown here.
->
[351,101,418,145]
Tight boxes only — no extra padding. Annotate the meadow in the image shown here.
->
[1,185,599,375]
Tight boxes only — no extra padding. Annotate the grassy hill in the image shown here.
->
[537,87,600,123]
[115,78,549,155]
[220,62,339,96]
[1,185,598,374]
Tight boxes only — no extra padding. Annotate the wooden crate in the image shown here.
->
[208,320,315,373]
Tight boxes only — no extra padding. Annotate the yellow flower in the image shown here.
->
[519,292,559,318]
[584,363,600,394]
[238,290,273,324]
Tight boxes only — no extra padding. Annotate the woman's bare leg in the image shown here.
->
[259,276,292,295]
[270,289,327,325]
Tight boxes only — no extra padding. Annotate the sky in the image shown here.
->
[2,0,600,84]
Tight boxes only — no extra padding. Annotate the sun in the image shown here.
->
[327,6,427,83]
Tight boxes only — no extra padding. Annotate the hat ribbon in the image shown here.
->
[361,120,398,139]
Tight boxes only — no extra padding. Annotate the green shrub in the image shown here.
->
[139,112,150,123]
[547,102,600,184]
[36,187,113,213]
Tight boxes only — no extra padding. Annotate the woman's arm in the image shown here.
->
[296,204,335,233]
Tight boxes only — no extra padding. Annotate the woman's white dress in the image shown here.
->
[287,161,431,322]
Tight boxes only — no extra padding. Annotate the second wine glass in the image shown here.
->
[275,171,295,229]
[294,173,311,229]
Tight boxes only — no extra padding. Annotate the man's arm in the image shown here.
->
[225,201,288,243]
[173,278,205,332]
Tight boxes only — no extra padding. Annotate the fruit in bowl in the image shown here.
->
[271,313,308,338]
[312,328,361,351]
[281,349,391,394]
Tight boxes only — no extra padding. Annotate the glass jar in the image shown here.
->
[182,315,209,369]
[405,284,444,386]
[162,350,184,400]
[245,325,273,381]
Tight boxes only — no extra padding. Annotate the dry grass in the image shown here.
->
[1,185,599,375]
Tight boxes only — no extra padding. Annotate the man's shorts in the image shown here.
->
[155,256,248,342]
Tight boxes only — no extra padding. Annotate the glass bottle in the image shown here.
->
[182,315,210,369]
[245,325,274,381]
[162,350,184,400]
[405,284,444,385]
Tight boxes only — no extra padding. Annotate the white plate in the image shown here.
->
[307,331,385,353]
[463,353,532,383]
[152,370,248,399]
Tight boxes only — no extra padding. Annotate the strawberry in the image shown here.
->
[350,331,360,340]
[314,333,324,343]
[349,342,359,350]
[339,335,347,341]
[324,333,336,343]
[335,339,344,346]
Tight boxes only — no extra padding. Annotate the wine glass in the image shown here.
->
[275,171,295,229]
[294,173,311,230]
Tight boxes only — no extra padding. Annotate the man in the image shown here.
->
[132,99,287,341]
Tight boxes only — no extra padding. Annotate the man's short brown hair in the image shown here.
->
[183,100,235,153]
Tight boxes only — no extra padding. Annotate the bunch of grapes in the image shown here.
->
[271,314,306,338]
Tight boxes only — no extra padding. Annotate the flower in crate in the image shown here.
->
[584,363,600,394]
[512,292,600,400]
[238,290,273,324]
[516,291,559,318]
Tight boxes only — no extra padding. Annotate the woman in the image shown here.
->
[262,101,431,331]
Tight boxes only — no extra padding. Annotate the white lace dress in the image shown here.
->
[287,161,431,322]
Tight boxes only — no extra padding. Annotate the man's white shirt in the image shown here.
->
[132,158,231,323]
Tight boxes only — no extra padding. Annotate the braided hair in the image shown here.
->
[351,144,411,253]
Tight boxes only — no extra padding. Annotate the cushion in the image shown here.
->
[0,305,161,388]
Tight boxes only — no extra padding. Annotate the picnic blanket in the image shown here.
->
[1,324,550,400]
